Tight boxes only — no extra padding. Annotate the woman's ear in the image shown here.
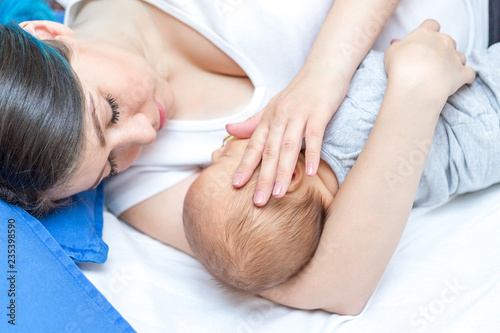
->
[287,161,304,193]
[19,21,74,40]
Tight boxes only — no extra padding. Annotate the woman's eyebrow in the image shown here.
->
[89,93,106,147]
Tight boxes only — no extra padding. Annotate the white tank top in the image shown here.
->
[61,0,489,215]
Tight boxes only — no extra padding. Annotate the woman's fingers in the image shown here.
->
[456,50,475,84]
[271,121,306,198]
[462,64,476,85]
[226,111,263,138]
[251,115,330,204]
[232,104,335,206]
[304,118,327,177]
[420,18,440,32]
[227,111,266,190]
[252,115,288,205]
[457,50,466,65]
[229,68,344,206]
[232,123,268,187]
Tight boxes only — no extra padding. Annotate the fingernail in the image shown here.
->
[233,173,243,186]
[273,182,284,196]
[254,191,265,205]
[306,163,314,176]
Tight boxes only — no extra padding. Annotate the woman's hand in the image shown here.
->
[226,0,400,207]
[226,67,348,206]
[384,19,476,104]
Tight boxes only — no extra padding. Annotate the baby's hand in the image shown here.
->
[384,20,475,103]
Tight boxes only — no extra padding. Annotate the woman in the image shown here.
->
[0,0,484,312]
[0,21,84,216]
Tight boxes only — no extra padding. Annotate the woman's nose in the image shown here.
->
[117,113,156,147]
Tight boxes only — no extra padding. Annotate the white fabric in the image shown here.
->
[61,0,488,215]
[373,0,489,54]
[80,184,500,332]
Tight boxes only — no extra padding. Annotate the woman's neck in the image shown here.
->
[69,0,156,58]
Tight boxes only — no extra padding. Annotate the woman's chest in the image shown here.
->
[138,0,256,119]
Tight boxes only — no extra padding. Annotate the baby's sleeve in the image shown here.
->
[415,75,500,206]
[320,97,378,187]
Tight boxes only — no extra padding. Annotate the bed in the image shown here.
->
[78,183,500,332]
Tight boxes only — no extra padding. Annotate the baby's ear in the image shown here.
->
[287,161,304,193]
[19,21,74,40]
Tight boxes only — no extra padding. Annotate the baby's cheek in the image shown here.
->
[211,148,224,163]
[217,161,240,184]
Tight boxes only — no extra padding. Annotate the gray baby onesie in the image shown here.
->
[320,44,500,206]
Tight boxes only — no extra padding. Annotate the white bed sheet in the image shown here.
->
[79,184,500,333]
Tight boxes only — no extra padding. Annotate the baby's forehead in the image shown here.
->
[185,172,237,228]
[201,160,236,186]
[191,165,235,203]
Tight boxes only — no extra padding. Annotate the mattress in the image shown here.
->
[79,183,500,332]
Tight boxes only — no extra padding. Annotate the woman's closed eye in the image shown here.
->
[107,156,119,178]
[104,95,120,178]
[106,94,120,125]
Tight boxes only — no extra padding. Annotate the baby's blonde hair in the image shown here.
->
[183,175,326,294]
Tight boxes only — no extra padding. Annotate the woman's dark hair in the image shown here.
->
[0,23,85,217]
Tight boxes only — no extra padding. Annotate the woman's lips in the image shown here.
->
[155,99,167,131]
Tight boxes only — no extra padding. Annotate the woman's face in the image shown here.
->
[55,35,175,199]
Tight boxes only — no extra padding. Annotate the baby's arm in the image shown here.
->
[261,20,475,315]
[227,0,400,206]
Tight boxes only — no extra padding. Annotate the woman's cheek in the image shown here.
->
[116,146,143,172]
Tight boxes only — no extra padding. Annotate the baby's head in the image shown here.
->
[183,137,330,294]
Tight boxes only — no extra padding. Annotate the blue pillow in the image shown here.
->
[0,0,108,265]
[0,199,134,332]
[41,184,109,264]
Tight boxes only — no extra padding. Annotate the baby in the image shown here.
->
[184,138,328,293]
[183,44,500,294]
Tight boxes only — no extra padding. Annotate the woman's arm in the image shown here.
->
[119,171,201,257]
[261,20,476,315]
[227,0,400,206]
